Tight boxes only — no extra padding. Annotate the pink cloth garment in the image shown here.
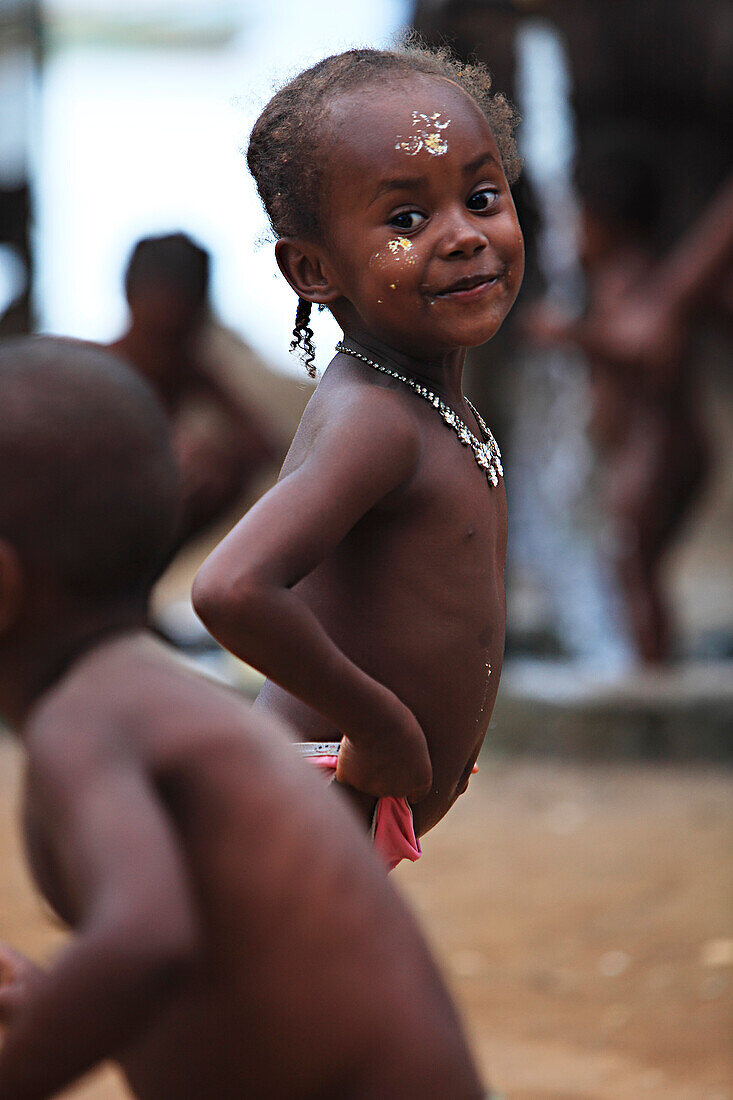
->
[305,749,421,873]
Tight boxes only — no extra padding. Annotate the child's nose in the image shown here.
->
[437,210,488,260]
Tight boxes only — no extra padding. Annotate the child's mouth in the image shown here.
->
[431,273,502,301]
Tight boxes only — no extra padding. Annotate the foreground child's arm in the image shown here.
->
[0,730,198,1100]
[193,387,432,801]
[0,946,43,1027]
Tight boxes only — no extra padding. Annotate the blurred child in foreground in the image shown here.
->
[0,337,484,1099]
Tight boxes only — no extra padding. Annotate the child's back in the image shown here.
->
[24,633,480,1099]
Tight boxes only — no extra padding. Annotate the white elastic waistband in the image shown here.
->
[296,741,342,756]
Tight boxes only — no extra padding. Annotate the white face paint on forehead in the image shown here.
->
[394,111,451,156]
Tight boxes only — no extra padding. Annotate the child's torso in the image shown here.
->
[257,378,507,836]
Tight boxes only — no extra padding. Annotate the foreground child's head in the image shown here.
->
[247,44,524,374]
[0,337,180,644]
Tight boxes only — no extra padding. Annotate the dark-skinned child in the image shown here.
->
[0,336,485,1099]
[193,44,525,869]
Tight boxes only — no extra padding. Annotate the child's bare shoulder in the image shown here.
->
[287,366,423,479]
[24,675,135,812]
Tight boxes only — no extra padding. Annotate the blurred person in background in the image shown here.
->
[110,233,281,550]
[579,173,733,387]
[524,133,711,662]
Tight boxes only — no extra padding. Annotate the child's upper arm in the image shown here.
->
[27,723,195,948]
[199,387,420,589]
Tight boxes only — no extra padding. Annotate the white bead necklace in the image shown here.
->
[335,341,503,487]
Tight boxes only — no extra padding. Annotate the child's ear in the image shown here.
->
[275,238,340,306]
[0,540,24,634]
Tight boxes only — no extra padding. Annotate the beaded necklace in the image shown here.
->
[335,341,503,487]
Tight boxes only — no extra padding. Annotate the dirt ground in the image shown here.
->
[0,739,730,1100]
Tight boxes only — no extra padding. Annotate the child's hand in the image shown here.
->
[0,944,42,1026]
[336,706,432,803]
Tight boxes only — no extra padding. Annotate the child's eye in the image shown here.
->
[389,210,425,231]
[467,188,499,212]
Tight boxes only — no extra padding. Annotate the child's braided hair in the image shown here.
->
[247,40,521,377]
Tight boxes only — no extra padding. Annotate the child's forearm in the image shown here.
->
[0,923,193,1099]
[193,576,431,797]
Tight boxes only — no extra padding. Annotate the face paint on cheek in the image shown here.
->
[371,239,416,272]
[395,112,451,157]
[387,237,417,267]
[388,237,412,254]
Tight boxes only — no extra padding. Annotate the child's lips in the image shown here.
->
[430,273,503,302]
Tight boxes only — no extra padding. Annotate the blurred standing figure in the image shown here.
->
[526,136,711,662]
[110,233,279,549]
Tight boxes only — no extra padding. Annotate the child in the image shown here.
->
[192,45,524,868]
[525,134,709,662]
[0,337,485,1098]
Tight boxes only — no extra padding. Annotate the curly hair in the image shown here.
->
[247,41,521,376]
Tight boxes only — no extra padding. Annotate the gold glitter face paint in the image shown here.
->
[388,237,412,254]
[371,239,415,271]
[386,236,417,267]
[395,112,451,157]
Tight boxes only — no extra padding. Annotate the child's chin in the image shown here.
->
[457,317,508,348]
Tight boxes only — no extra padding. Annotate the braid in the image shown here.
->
[290,297,316,377]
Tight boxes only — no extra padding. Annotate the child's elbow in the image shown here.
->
[191,562,222,630]
[191,559,250,636]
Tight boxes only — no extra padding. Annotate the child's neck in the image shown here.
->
[342,331,466,405]
[0,605,147,731]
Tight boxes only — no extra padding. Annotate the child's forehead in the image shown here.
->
[322,75,494,174]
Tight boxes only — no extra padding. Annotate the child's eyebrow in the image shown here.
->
[369,152,502,206]
[463,152,501,176]
[369,176,426,205]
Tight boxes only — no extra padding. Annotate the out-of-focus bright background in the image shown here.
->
[1,1,731,1097]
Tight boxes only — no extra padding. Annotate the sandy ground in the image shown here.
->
[0,738,730,1100]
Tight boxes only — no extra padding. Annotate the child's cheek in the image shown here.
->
[370,237,417,271]
[370,237,419,303]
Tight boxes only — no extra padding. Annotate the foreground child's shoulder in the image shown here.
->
[24,701,124,809]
